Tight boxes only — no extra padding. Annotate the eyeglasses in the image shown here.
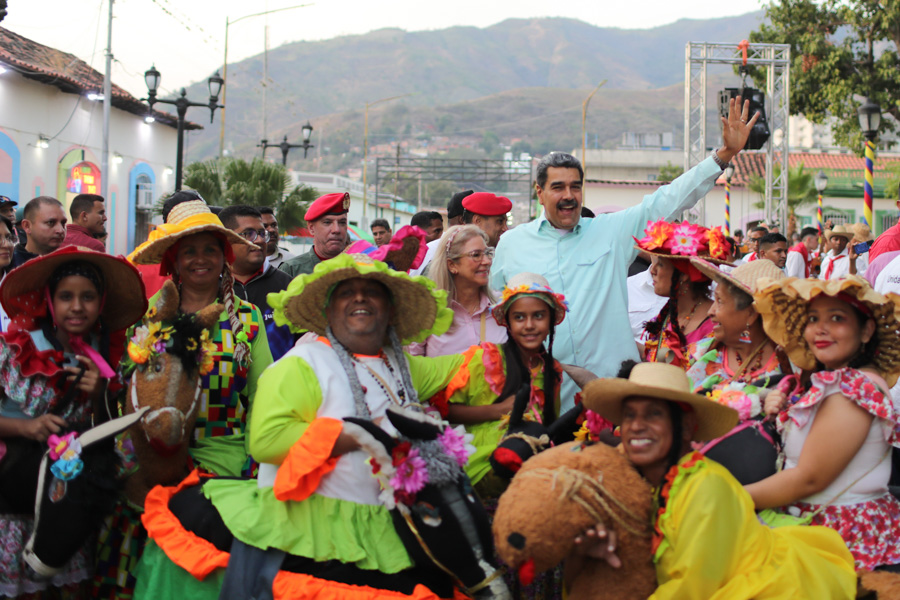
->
[239,229,271,243]
[0,234,17,246]
[453,248,495,262]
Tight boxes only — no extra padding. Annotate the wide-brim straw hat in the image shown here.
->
[128,199,252,265]
[691,257,785,296]
[1,246,148,332]
[268,253,453,344]
[754,275,900,387]
[852,222,875,243]
[825,224,852,241]
[582,362,738,441]
[492,272,568,327]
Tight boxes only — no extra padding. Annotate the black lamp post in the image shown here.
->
[144,65,224,190]
[258,122,315,165]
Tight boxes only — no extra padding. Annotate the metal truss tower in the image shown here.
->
[684,42,791,227]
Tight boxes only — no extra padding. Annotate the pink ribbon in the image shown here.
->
[69,335,116,378]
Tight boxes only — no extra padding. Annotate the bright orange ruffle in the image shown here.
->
[272,571,471,600]
[480,342,506,397]
[427,345,480,417]
[141,469,230,580]
[273,417,343,502]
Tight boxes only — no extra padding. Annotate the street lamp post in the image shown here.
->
[144,65,223,191]
[857,98,882,228]
[581,80,606,177]
[723,164,735,236]
[219,4,311,157]
[258,122,315,165]
[814,170,828,236]
[362,94,411,228]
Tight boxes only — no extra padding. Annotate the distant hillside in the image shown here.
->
[181,12,766,165]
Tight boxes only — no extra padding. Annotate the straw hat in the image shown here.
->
[128,199,252,266]
[691,257,785,296]
[492,272,568,327]
[581,362,738,441]
[852,222,875,243]
[1,246,148,332]
[267,253,453,344]
[825,224,852,241]
[754,275,900,387]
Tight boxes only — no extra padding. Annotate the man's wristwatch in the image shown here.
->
[710,149,730,171]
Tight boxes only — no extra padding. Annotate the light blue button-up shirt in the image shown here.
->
[490,156,723,410]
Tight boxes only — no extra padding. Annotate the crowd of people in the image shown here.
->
[0,95,899,599]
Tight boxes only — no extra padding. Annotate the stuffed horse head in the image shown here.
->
[122,280,222,505]
[345,406,512,599]
[493,440,656,600]
[490,384,584,479]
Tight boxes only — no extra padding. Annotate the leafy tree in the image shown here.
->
[657,162,684,183]
[183,158,317,232]
[749,0,900,151]
[747,162,818,220]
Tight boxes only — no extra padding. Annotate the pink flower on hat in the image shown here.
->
[665,222,706,256]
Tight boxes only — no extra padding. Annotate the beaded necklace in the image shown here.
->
[351,351,408,408]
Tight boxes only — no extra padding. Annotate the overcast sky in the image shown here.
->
[4,0,765,98]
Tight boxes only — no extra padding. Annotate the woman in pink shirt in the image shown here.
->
[408,225,507,356]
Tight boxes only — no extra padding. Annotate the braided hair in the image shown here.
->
[497,309,559,426]
[219,264,251,367]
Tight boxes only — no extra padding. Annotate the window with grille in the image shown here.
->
[135,174,153,208]
[824,211,851,226]
[882,213,899,232]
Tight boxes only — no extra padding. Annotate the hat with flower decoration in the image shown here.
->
[492,272,568,327]
[634,219,733,282]
[268,253,453,344]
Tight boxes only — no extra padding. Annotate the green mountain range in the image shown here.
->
[181,11,767,169]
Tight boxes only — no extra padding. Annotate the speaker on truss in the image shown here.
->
[719,87,770,151]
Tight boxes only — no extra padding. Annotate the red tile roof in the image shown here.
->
[728,151,900,186]
[0,26,198,130]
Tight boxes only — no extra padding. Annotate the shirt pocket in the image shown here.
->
[574,243,612,290]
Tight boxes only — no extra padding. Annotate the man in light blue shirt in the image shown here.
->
[490,97,758,410]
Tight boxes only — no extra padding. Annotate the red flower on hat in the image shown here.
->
[707,226,729,260]
[635,220,674,251]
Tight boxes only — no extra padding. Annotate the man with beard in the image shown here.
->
[220,205,295,360]
[258,206,295,269]
[62,193,107,252]
[491,96,758,410]
[280,192,349,278]
[14,196,66,267]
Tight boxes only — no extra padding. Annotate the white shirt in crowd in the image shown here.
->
[626,269,667,343]
[819,247,867,280]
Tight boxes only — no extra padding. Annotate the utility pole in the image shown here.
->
[101,0,113,210]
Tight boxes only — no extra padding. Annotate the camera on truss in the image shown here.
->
[718,88,770,151]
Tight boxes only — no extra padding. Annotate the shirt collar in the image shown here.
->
[535,210,583,235]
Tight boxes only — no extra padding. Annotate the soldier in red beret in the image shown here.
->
[279,192,350,278]
[462,192,511,247]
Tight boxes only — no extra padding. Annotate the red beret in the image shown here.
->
[305,192,350,222]
[462,192,512,217]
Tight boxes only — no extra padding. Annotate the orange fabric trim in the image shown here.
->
[272,571,470,600]
[426,345,479,417]
[273,417,343,502]
[141,470,230,580]
[651,451,705,557]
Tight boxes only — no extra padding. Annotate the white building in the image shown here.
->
[0,26,187,255]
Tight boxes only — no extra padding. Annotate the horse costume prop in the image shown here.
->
[489,384,583,480]
[121,280,223,507]
[492,440,655,600]
[139,405,511,599]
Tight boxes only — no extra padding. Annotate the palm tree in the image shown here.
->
[182,158,316,232]
[748,162,818,231]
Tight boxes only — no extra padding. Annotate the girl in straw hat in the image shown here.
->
[428,272,568,496]
[683,258,787,485]
[635,218,731,368]
[746,275,900,570]
[0,246,147,597]
[572,362,856,599]
[128,199,273,477]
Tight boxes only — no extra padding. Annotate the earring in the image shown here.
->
[739,327,752,344]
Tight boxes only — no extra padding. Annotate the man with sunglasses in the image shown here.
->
[219,205,295,360]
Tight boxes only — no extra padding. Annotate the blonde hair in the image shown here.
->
[428,224,495,303]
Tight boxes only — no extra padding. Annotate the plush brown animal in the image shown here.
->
[492,440,656,600]
[859,571,900,599]
[122,280,223,507]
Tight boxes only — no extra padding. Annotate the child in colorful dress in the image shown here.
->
[430,272,568,497]
[0,247,147,598]
[749,275,900,570]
